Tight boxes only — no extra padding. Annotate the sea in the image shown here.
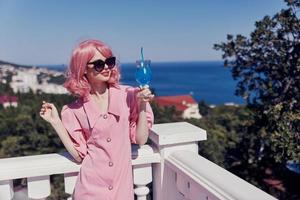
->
[45,61,245,105]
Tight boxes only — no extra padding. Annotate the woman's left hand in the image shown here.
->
[136,87,155,106]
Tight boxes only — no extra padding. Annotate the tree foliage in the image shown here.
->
[0,90,75,158]
[214,0,300,163]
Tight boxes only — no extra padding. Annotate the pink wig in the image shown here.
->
[63,39,120,98]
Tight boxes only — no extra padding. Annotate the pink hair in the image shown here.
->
[63,39,120,97]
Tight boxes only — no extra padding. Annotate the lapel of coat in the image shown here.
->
[83,85,122,129]
[107,85,122,118]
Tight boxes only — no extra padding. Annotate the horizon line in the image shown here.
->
[1,59,224,67]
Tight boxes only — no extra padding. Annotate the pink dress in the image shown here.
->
[60,85,154,200]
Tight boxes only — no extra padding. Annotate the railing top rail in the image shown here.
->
[150,122,207,146]
[166,150,277,200]
[0,145,159,181]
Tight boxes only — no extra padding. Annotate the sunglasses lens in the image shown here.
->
[93,60,105,72]
[106,57,116,68]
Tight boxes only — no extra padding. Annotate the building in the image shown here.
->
[10,71,38,93]
[154,95,201,119]
[37,83,68,94]
[9,69,68,94]
[0,95,18,108]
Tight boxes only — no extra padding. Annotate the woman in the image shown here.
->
[39,39,154,200]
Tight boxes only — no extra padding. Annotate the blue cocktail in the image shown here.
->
[135,47,152,88]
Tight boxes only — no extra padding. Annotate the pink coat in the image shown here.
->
[61,85,154,200]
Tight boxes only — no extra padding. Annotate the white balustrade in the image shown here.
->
[0,122,278,200]
[0,152,81,200]
[166,150,277,200]
[149,122,277,200]
[149,122,207,200]
[0,144,160,200]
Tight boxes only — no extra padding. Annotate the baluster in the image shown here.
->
[27,175,50,199]
[64,172,78,200]
[0,180,14,200]
[133,164,152,200]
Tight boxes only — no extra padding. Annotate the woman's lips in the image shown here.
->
[101,71,110,76]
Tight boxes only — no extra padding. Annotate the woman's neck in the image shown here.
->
[90,82,108,96]
[90,82,109,112]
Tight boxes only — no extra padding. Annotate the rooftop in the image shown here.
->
[154,95,197,111]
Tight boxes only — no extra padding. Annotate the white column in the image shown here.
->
[64,172,78,200]
[133,164,151,200]
[27,175,51,199]
[0,180,14,200]
[149,122,207,200]
[132,145,160,200]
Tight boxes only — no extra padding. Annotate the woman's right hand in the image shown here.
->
[39,101,60,125]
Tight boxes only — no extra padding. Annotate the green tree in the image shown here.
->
[214,0,300,164]
[198,100,210,116]
[151,102,182,124]
[0,92,76,199]
[187,105,252,167]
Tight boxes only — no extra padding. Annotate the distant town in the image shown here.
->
[0,61,68,94]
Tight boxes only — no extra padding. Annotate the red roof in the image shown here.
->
[154,95,197,111]
[0,95,18,104]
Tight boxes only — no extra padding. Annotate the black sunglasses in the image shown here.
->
[87,56,116,72]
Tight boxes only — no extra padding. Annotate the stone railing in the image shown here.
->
[0,145,160,200]
[0,122,277,200]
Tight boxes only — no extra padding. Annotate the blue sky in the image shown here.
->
[0,0,286,65]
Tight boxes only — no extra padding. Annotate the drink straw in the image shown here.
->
[140,47,144,67]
